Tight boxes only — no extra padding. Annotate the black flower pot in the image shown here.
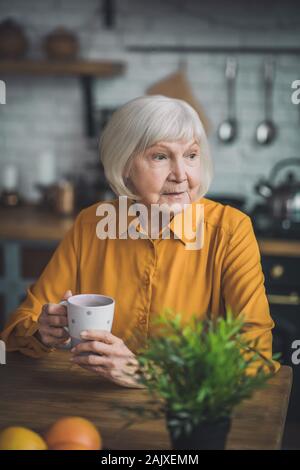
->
[166,413,231,450]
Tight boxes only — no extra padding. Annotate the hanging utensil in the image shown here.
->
[218,57,238,144]
[255,58,277,145]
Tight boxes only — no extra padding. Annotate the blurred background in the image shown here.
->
[0,0,300,448]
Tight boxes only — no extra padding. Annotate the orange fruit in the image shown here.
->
[0,426,47,450]
[51,442,89,450]
[44,417,102,450]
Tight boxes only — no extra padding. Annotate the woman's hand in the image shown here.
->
[36,290,72,348]
[70,330,146,389]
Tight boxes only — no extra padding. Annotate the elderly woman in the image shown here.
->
[1,95,279,387]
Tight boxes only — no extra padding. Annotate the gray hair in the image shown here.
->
[99,95,214,200]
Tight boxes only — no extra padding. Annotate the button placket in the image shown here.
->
[138,242,157,328]
[144,271,151,285]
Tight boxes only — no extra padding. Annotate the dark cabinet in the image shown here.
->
[0,240,57,330]
[261,254,300,420]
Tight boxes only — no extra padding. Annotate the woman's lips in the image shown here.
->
[162,191,187,198]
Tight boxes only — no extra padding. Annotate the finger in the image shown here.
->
[75,363,143,388]
[76,364,110,377]
[124,356,139,369]
[54,337,71,346]
[40,335,70,347]
[43,303,67,316]
[38,313,48,326]
[110,369,143,388]
[47,315,68,327]
[71,353,111,368]
[62,289,73,300]
[38,335,53,347]
[71,340,111,356]
[80,330,122,345]
[42,326,69,339]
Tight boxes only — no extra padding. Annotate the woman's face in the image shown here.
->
[125,139,202,211]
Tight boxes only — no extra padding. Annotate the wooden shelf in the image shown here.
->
[0,59,125,77]
[127,45,300,55]
[0,59,126,137]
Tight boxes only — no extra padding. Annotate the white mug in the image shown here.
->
[60,294,115,348]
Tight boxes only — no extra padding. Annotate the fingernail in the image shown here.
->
[71,348,75,353]
[80,331,87,338]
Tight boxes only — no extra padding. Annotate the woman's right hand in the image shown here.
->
[36,290,72,347]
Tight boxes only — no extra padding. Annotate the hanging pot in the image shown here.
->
[0,18,29,59]
[43,27,79,60]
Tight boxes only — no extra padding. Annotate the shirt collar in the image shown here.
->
[169,197,204,245]
[118,196,204,245]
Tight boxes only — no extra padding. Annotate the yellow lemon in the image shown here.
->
[0,426,47,450]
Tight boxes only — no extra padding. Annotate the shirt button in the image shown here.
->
[138,314,147,325]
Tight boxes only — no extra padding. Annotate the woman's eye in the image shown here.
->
[186,153,198,160]
[152,154,167,161]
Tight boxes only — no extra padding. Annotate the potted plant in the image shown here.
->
[118,308,279,450]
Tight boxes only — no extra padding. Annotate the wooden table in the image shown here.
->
[0,352,292,450]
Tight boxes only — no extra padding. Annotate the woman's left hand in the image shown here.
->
[70,330,145,388]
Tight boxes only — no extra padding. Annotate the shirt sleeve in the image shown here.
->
[221,214,280,375]
[0,210,83,358]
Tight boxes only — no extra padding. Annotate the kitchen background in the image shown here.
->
[0,0,300,208]
[0,0,300,448]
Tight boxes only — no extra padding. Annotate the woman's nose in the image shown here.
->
[169,159,187,182]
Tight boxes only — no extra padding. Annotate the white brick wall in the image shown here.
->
[0,0,300,208]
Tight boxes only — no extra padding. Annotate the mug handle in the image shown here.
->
[57,300,71,350]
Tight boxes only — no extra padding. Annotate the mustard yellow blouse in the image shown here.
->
[1,196,280,374]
